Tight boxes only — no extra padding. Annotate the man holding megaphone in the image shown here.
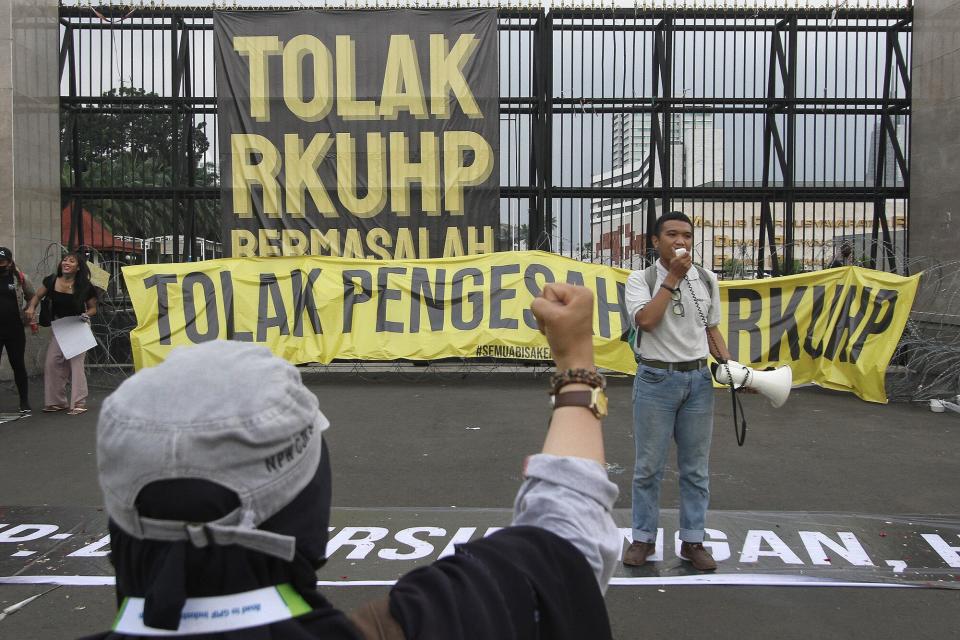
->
[622,212,732,572]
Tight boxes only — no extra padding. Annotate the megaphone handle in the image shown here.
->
[683,276,748,447]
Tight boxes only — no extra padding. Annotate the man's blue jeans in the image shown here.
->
[631,364,715,544]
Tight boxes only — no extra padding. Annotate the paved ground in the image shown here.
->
[1,369,959,638]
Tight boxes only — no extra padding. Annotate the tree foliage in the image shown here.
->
[61,86,220,246]
[498,222,529,251]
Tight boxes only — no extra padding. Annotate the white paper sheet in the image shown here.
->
[51,316,98,360]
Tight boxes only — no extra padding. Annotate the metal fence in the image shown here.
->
[59,2,911,279]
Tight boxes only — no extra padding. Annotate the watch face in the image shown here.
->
[592,388,609,418]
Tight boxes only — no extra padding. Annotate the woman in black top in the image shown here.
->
[25,252,98,415]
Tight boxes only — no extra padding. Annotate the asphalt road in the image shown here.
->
[1,370,958,639]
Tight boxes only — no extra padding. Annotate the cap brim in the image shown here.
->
[313,408,330,433]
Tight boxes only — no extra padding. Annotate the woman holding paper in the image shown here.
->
[25,252,98,415]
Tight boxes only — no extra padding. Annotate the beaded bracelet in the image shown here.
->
[549,368,606,395]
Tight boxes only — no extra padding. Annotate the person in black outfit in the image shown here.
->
[0,247,37,413]
[25,251,98,415]
[78,283,621,639]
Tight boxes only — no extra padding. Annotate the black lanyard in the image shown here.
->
[684,276,747,447]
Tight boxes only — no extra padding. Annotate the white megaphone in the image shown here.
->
[711,360,793,408]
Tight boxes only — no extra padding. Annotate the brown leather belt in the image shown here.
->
[639,357,708,372]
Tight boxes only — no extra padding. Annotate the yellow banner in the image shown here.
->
[124,251,919,403]
[721,266,919,404]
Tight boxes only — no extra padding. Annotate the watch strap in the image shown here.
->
[551,388,607,418]
[552,390,593,409]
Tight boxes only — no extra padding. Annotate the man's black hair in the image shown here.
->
[653,211,694,237]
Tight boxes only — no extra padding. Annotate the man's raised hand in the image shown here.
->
[530,283,595,371]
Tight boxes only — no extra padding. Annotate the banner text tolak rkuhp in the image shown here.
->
[214,9,500,260]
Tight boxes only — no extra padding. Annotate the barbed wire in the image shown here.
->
[885,258,960,404]
[56,0,914,12]
[581,237,904,275]
[299,359,558,385]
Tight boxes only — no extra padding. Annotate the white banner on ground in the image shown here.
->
[0,575,922,589]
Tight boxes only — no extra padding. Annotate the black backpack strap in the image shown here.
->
[695,266,716,303]
[644,264,657,296]
[629,266,659,361]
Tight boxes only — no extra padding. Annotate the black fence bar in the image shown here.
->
[59,3,912,278]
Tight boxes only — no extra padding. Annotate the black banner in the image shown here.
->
[214,9,500,259]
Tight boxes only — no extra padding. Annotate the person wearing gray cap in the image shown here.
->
[0,247,37,413]
[81,283,621,639]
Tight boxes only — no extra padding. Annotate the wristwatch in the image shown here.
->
[551,387,608,419]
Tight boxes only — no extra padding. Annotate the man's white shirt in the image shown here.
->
[624,261,721,363]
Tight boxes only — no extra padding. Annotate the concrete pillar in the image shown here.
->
[0,0,60,381]
[910,0,960,266]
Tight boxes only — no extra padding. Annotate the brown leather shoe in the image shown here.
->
[622,541,656,566]
[680,542,717,571]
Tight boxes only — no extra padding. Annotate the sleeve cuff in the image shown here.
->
[523,454,619,511]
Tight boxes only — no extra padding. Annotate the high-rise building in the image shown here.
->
[866,117,908,187]
[610,112,724,187]
[590,113,724,264]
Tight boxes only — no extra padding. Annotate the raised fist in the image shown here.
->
[530,283,595,371]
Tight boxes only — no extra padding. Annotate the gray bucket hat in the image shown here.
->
[97,341,329,560]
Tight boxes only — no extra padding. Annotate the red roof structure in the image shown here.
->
[61,203,139,253]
